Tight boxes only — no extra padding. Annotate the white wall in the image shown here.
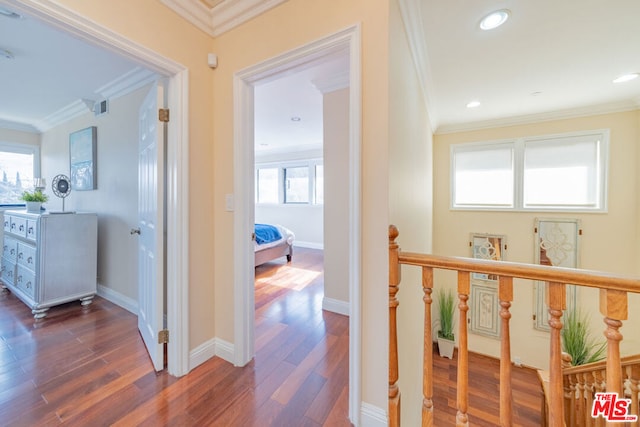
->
[323,87,350,309]
[255,204,323,248]
[40,84,151,307]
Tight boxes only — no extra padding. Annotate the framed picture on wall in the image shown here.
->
[69,126,97,191]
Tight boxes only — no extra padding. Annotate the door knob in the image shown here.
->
[130,228,141,235]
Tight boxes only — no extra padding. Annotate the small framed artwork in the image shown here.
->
[69,126,97,191]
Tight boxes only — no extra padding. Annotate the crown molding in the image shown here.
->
[311,70,349,94]
[397,0,438,131]
[160,0,215,37]
[160,0,288,38]
[95,67,157,99]
[436,100,640,135]
[0,118,39,133]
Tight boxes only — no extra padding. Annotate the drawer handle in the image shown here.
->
[26,281,31,289]
[10,249,15,255]
[28,227,34,234]
[19,225,24,232]
[27,256,33,264]
[17,275,22,283]
[18,253,23,259]
[3,221,7,227]
[10,224,15,230]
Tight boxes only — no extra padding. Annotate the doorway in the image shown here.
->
[16,1,190,376]
[233,25,362,422]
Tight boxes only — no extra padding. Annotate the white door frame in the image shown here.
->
[233,25,362,424]
[11,0,190,377]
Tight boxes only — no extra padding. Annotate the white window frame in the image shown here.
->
[0,141,41,207]
[450,129,609,212]
[255,158,323,206]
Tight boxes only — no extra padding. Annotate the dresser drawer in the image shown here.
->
[17,242,36,270]
[26,219,38,241]
[9,216,27,238]
[3,237,18,263]
[16,265,35,299]
[1,257,16,286]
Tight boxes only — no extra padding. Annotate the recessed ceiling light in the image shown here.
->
[291,116,301,122]
[0,6,22,19]
[613,73,639,83]
[466,101,481,108]
[480,9,510,31]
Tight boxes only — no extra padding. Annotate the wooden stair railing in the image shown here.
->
[388,225,640,427]
[551,353,640,427]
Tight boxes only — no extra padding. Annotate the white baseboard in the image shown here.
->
[97,284,138,314]
[214,338,235,364]
[360,402,387,427]
[189,337,235,371]
[322,297,350,316]
[294,241,324,250]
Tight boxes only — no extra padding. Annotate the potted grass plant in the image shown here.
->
[437,288,456,359]
[561,307,606,366]
[20,189,49,213]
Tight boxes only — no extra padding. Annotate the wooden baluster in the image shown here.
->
[498,276,513,426]
[593,370,606,427]
[576,372,586,427]
[388,225,401,427]
[629,365,640,421]
[583,372,595,427]
[456,271,470,427]
[422,267,434,427]
[547,281,566,427]
[563,353,574,427]
[565,372,576,427]
[599,289,628,396]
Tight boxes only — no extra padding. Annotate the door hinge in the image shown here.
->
[158,329,169,344]
[159,108,170,123]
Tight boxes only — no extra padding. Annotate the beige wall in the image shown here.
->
[53,0,217,353]
[433,110,640,369]
[211,0,390,409]
[388,0,434,424]
[40,85,149,303]
[323,88,350,304]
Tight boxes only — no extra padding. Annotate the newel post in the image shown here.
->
[599,289,628,396]
[389,225,401,427]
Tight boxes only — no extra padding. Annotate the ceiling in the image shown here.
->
[1,0,639,141]
[418,0,640,133]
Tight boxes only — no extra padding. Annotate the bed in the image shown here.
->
[254,224,295,267]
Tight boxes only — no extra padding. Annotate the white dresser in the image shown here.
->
[1,210,97,319]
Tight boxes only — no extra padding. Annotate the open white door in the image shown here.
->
[136,82,166,371]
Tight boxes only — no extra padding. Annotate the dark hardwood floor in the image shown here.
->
[0,247,350,426]
[0,247,543,426]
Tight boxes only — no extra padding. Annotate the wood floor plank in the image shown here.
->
[0,248,349,426]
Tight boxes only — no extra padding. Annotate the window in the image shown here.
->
[284,166,309,203]
[256,168,278,204]
[314,164,324,205]
[451,130,608,211]
[0,143,39,205]
[255,160,323,206]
